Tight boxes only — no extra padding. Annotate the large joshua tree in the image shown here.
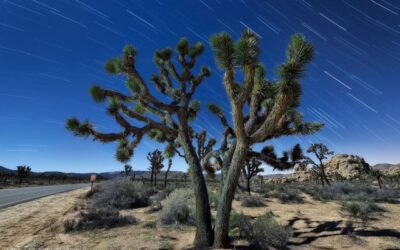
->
[66,38,215,247]
[207,31,322,247]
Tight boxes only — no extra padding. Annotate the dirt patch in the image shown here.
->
[0,188,88,248]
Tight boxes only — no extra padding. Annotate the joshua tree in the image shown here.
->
[370,169,384,189]
[304,143,333,186]
[124,164,132,178]
[164,159,172,187]
[66,38,215,247]
[242,157,263,193]
[17,165,31,184]
[147,149,164,186]
[206,31,322,247]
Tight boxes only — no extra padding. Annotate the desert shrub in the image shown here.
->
[63,219,75,232]
[371,188,400,202]
[160,188,195,225]
[342,201,384,226]
[142,221,157,229]
[235,213,292,250]
[208,189,219,208]
[229,212,252,238]
[64,207,136,232]
[328,182,355,194]
[84,189,96,198]
[240,194,265,207]
[270,187,304,204]
[89,179,152,209]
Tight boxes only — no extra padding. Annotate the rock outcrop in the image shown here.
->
[270,154,372,183]
[325,154,371,179]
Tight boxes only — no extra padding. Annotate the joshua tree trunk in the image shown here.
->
[150,171,154,186]
[164,160,172,188]
[246,177,251,193]
[164,172,168,187]
[178,113,213,248]
[377,175,383,189]
[214,142,247,248]
[154,173,157,187]
[319,164,330,186]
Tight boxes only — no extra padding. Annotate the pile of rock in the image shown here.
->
[325,154,371,179]
[269,154,373,183]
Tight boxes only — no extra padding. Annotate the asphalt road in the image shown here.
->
[0,183,90,209]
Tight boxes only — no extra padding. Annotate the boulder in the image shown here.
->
[325,154,371,179]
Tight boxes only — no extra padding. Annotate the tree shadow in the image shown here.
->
[288,216,400,246]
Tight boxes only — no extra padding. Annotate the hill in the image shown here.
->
[0,166,14,174]
[372,163,400,171]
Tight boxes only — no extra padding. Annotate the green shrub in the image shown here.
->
[160,188,195,225]
[208,189,219,208]
[89,179,152,209]
[142,221,157,229]
[240,194,265,207]
[229,212,251,238]
[233,213,292,250]
[63,219,75,232]
[342,201,384,226]
[270,188,304,204]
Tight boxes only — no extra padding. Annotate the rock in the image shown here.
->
[386,166,400,177]
[290,165,313,182]
[325,154,371,179]
[281,154,372,183]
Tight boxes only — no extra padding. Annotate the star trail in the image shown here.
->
[0,0,399,173]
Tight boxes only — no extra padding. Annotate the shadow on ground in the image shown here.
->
[287,216,400,247]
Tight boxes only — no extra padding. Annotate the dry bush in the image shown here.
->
[64,207,136,232]
[88,179,153,209]
[240,194,265,207]
[160,188,195,225]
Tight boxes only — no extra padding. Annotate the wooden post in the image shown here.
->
[90,175,97,191]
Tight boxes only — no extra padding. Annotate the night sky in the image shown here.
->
[1,0,399,174]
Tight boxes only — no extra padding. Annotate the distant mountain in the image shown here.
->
[0,166,187,179]
[0,166,15,174]
[372,163,400,171]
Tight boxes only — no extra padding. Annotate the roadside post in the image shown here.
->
[90,174,96,191]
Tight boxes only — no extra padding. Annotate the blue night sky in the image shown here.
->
[0,0,399,174]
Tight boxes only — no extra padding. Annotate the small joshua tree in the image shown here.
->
[17,165,31,184]
[304,143,333,186]
[242,157,263,193]
[147,149,164,186]
[164,159,172,187]
[123,164,132,178]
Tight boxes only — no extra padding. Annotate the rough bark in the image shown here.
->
[214,142,247,248]
[164,160,172,188]
[246,177,251,193]
[178,112,213,248]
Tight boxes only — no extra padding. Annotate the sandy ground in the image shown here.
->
[0,189,399,249]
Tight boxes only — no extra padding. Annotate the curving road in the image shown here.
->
[0,183,90,209]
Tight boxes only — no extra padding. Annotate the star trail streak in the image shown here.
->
[0,0,399,172]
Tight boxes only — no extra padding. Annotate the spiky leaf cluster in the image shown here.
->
[66,37,214,164]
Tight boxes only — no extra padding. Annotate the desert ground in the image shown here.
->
[1,183,399,250]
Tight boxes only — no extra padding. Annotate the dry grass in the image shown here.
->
[0,187,399,249]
